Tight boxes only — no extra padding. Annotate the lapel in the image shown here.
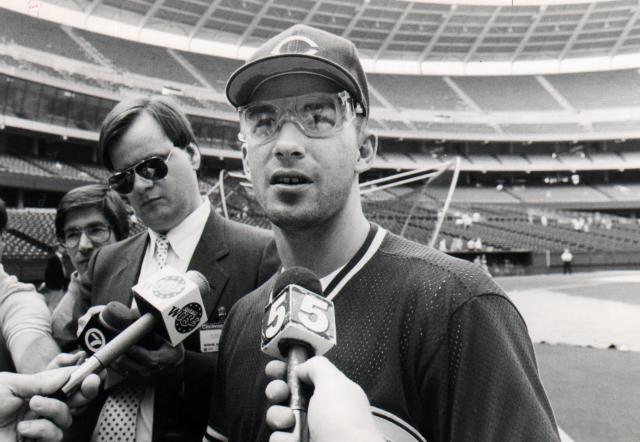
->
[98,233,148,307]
[187,208,230,315]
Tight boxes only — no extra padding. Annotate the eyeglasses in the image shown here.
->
[62,225,112,249]
[107,150,173,194]
[238,91,363,145]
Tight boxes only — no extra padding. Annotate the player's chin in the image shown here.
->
[267,206,320,231]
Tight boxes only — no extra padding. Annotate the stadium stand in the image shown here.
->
[77,30,200,86]
[546,70,640,110]
[368,74,470,111]
[452,77,562,112]
[0,9,92,63]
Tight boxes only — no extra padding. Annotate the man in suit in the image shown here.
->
[51,96,279,441]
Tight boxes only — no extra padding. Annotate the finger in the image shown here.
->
[67,373,101,409]
[29,395,72,430]
[1,367,74,399]
[265,404,295,431]
[295,356,342,388]
[269,431,297,442]
[125,345,154,366]
[265,379,290,404]
[114,355,149,376]
[47,351,86,370]
[265,359,287,381]
[17,419,64,442]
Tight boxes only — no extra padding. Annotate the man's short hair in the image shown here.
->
[0,197,6,234]
[55,184,130,242]
[99,96,197,171]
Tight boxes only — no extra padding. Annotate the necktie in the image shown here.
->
[155,234,169,269]
[94,233,170,440]
[95,383,144,441]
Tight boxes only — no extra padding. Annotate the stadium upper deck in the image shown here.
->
[1,2,639,143]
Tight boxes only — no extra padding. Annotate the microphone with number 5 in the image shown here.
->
[261,267,337,442]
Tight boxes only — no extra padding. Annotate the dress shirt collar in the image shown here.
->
[147,199,211,262]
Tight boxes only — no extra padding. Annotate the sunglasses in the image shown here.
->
[238,91,362,145]
[107,150,173,194]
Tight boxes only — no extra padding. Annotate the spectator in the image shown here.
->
[51,184,130,349]
[561,248,573,275]
[0,197,60,373]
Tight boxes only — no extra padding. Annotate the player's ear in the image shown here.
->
[354,129,377,175]
[185,143,201,171]
[241,143,252,181]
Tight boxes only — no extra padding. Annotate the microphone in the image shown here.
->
[77,301,138,354]
[52,268,211,401]
[261,267,337,442]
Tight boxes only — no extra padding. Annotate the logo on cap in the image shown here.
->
[271,36,319,56]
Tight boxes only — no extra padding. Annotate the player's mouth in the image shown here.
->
[270,171,313,187]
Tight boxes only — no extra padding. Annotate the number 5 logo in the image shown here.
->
[264,294,287,339]
[298,295,329,333]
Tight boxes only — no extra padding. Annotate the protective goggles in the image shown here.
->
[107,150,173,194]
[238,91,363,145]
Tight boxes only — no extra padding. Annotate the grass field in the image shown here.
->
[497,271,640,442]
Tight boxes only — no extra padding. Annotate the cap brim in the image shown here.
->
[226,54,362,109]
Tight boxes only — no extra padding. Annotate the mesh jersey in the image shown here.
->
[207,227,559,442]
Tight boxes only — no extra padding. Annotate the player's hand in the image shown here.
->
[264,356,385,442]
[112,340,185,381]
[0,367,100,442]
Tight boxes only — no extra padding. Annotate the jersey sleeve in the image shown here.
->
[442,294,560,442]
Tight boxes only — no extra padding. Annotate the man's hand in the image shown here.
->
[112,339,185,381]
[0,367,100,442]
[264,356,384,442]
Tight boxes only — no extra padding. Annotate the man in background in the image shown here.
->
[0,197,60,374]
[51,184,130,349]
[54,97,279,441]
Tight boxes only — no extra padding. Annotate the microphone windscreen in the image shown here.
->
[273,267,322,296]
[100,301,138,331]
[185,270,212,310]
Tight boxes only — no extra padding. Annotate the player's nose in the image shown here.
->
[273,122,306,160]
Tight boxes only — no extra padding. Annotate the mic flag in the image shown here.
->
[77,301,137,354]
[261,267,337,360]
[132,267,211,346]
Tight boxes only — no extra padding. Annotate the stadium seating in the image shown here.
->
[452,77,562,112]
[0,9,92,63]
[368,74,469,111]
[77,30,200,86]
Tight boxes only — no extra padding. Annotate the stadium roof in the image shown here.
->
[4,0,640,75]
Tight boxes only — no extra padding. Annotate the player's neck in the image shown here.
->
[274,203,370,279]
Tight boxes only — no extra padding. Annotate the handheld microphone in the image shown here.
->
[52,268,211,401]
[77,301,137,354]
[261,267,337,442]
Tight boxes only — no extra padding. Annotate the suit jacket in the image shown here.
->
[54,208,280,441]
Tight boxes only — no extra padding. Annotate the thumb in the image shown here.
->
[295,356,342,389]
[1,367,73,400]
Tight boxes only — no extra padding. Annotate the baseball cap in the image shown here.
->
[226,24,369,117]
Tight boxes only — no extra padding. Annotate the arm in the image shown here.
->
[441,294,560,442]
[51,271,92,351]
[0,265,60,373]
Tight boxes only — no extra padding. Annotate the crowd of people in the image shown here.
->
[0,24,560,442]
